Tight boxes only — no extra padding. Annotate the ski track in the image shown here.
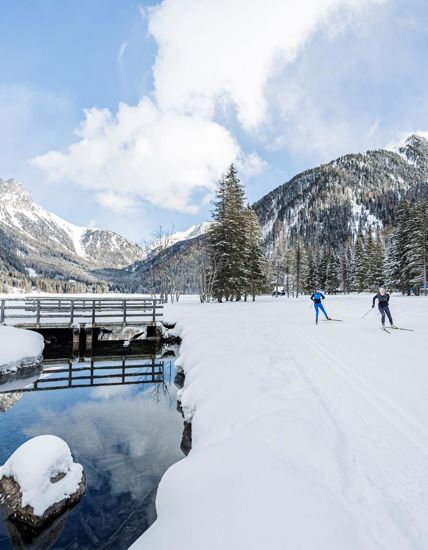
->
[134,296,428,550]
[287,324,428,548]
[291,326,428,456]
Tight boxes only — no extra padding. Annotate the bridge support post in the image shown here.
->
[72,326,80,359]
[85,326,93,355]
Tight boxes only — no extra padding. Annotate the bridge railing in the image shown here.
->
[0,357,165,393]
[0,296,164,327]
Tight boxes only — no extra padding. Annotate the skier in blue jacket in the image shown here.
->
[311,289,331,324]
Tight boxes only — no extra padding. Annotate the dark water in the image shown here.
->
[0,341,184,550]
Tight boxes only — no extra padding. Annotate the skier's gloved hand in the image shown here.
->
[372,305,374,308]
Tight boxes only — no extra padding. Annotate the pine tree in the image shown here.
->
[369,228,386,291]
[292,241,303,297]
[405,200,428,294]
[387,201,412,293]
[302,245,317,293]
[340,244,352,293]
[207,165,248,302]
[317,244,328,290]
[353,232,367,292]
[418,200,428,295]
[325,247,340,293]
[244,206,267,300]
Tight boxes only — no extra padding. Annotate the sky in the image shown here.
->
[1,0,428,243]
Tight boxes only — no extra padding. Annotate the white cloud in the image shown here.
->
[236,152,267,178]
[33,98,243,213]
[368,120,380,138]
[96,190,138,213]
[118,41,128,64]
[32,0,384,213]
[149,0,383,130]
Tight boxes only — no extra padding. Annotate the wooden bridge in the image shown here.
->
[0,355,168,393]
[0,296,164,329]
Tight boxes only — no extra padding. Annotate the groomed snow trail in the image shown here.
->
[131,295,428,550]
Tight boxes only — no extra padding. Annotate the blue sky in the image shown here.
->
[1,0,428,242]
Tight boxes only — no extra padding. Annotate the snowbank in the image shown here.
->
[0,326,44,375]
[132,294,428,550]
[0,435,85,520]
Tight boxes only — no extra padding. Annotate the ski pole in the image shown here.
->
[361,308,373,319]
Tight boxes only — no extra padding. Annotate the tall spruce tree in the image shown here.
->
[244,206,267,300]
[387,201,412,293]
[303,245,317,293]
[325,248,340,293]
[207,165,249,302]
[340,244,352,293]
[404,200,428,294]
[292,241,303,297]
[353,232,367,292]
[370,228,386,290]
[317,244,328,290]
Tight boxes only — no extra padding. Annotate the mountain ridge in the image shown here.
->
[253,134,428,248]
[0,178,145,269]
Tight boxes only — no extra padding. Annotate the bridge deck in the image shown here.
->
[0,296,163,328]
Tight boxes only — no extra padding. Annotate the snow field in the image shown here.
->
[132,294,428,550]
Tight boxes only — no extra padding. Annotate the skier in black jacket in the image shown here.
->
[372,288,395,329]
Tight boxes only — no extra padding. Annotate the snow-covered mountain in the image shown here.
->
[253,134,428,248]
[169,222,211,246]
[143,222,211,259]
[3,134,428,293]
[0,178,212,291]
[0,179,145,270]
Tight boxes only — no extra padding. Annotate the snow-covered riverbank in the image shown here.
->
[0,326,44,375]
[132,294,428,550]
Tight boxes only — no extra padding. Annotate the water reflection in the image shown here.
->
[0,342,184,550]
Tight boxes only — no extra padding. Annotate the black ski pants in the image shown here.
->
[378,305,393,326]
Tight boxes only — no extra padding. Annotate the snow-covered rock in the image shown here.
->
[0,435,85,527]
[0,326,44,375]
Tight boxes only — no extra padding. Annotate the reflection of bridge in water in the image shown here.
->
[0,355,168,394]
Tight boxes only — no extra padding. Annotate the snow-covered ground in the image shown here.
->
[0,326,44,374]
[132,294,428,550]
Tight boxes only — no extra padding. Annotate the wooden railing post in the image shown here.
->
[0,299,5,324]
[36,299,41,327]
[70,300,75,326]
[123,299,127,327]
[152,300,156,323]
[91,300,96,326]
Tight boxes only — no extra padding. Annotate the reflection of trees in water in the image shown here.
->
[149,380,171,405]
[147,359,174,405]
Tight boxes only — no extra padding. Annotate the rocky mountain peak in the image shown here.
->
[398,134,428,167]
[0,178,32,203]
